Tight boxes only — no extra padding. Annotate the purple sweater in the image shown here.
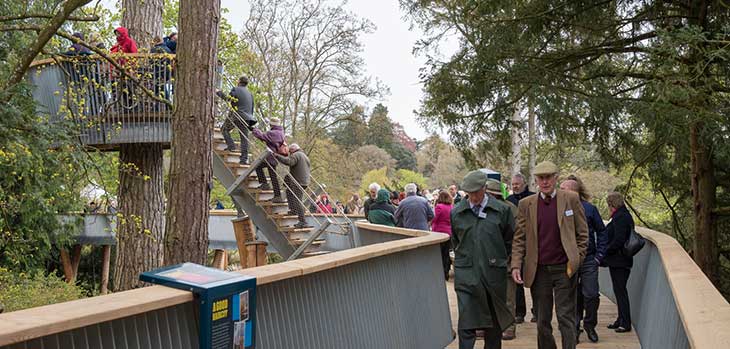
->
[252,125,285,165]
[537,195,568,265]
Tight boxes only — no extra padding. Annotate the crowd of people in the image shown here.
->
[363,162,638,349]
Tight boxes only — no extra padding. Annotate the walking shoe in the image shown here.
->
[224,147,238,152]
[514,316,524,324]
[615,326,631,333]
[607,321,620,329]
[257,183,271,191]
[272,196,286,203]
[530,316,538,323]
[502,328,515,340]
[294,221,311,229]
[585,327,599,342]
[239,159,249,165]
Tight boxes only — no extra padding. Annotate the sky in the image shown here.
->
[220,0,457,141]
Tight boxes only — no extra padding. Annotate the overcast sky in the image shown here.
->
[220,0,456,141]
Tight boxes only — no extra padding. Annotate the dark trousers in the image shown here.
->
[284,175,306,223]
[515,267,536,319]
[531,264,578,349]
[440,241,451,279]
[458,328,501,349]
[255,161,281,198]
[576,256,600,330]
[609,267,632,329]
[221,115,253,162]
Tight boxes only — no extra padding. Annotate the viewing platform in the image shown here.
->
[28,54,175,149]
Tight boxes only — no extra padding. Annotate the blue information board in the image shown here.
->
[140,263,256,349]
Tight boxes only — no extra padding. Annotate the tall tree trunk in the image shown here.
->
[113,0,165,291]
[510,103,523,177]
[527,103,537,191]
[121,0,163,48]
[114,144,165,290]
[690,120,718,283]
[164,0,220,265]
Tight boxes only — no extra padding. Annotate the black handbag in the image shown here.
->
[623,228,646,257]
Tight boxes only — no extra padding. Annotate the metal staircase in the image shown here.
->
[211,89,354,260]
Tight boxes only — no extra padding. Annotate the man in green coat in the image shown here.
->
[451,171,516,349]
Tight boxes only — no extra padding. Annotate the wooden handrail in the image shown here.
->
[635,227,730,348]
[0,222,446,346]
[28,53,177,69]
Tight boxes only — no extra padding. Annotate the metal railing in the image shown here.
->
[214,78,354,244]
[28,54,175,146]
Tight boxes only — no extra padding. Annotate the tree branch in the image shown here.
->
[713,207,730,216]
[5,0,93,89]
[0,13,99,22]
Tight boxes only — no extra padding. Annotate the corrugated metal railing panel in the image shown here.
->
[599,239,689,349]
[2,302,198,349]
[255,245,453,349]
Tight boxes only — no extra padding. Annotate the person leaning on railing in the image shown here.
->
[603,191,635,333]
[274,143,312,229]
[252,117,285,203]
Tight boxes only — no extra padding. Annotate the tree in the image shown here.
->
[113,0,165,291]
[416,135,448,177]
[430,146,469,189]
[164,0,220,265]
[359,167,391,195]
[392,169,428,192]
[243,0,384,149]
[403,0,730,285]
[330,106,368,150]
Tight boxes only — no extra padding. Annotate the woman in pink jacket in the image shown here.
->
[431,190,453,280]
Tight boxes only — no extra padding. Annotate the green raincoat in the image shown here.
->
[450,195,516,331]
[367,189,396,226]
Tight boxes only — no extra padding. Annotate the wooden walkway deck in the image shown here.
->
[445,279,641,348]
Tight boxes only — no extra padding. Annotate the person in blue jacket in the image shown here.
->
[561,175,608,343]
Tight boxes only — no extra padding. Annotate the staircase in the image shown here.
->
[211,128,330,260]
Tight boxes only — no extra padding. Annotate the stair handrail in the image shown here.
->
[214,94,352,238]
[217,75,356,232]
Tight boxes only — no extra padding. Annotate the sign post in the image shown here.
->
[140,263,256,349]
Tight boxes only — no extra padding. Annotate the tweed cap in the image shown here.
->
[533,161,559,175]
[485,179,503,195]
[269,117,281,126]
[461,170,488,192]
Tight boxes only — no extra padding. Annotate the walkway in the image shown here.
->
[445,279,641,348]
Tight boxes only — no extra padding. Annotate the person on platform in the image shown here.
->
[431,190,453,280]
[363,182,380,218]
[485,179,519,341]
[163,32,177,53]
[252,117,285,203]
[216,76,255,164]
[451,171,515,349]
[394,183,433,230]
[111,27,137,54]
[560,176,607,343]
[510,161,588,349]
[604,192,635,334]
[346,194,363,215]
[275,143,311,229]
[367,188,396,227]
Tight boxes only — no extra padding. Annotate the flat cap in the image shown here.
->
[533,161,559,175]
[485,179,503,194]
[461,170,488,192]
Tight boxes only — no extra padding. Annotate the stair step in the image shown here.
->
[302,251,333,257]
[291,239,324,247]
[280,226,314,233]
[259,201,289,207]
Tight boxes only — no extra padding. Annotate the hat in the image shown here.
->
[268,117,281,126]
[485,179,503,195]
[533,161,559,175]
[461,170,488,192]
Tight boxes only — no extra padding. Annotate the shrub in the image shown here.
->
[0,268,85,313]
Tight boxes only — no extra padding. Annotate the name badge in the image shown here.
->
[565,210,574,217]
[478,211,487,219]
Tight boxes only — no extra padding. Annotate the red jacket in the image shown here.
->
[111,27,138,53]
[431,203,452,236]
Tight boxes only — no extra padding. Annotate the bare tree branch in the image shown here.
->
[0,13,99,22]
[6,0,94,89]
